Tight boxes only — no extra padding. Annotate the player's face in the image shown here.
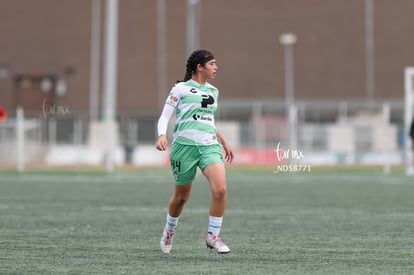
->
[202,59,218,80]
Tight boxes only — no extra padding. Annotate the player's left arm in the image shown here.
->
[217,131,234,163]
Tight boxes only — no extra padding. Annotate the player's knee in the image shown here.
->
[212,185,227,200]
[173,193,190,206]
[180,193,191,204]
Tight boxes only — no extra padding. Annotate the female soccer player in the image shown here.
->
[155,49,234,254]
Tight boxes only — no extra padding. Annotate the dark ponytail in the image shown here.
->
[177,49,215,83]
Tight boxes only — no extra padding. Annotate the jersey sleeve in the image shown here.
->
[165,85,181,108]
[157,104,175,136]
[157,84,181,136]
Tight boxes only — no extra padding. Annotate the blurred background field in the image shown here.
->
[1,167,414,274]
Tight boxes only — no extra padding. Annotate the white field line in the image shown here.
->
[0,174,169,184]
[98,206,414,218]
[0,177,411,186]
[0,173,411,185]
[2,203,414,219]
[98,206,280,215]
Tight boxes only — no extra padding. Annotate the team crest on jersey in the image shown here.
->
[170,95,178,102]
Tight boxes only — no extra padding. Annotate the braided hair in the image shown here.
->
[177,49,215,83]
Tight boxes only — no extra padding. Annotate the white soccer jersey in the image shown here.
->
[165,79,219,146]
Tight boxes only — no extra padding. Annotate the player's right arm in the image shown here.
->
[156,104,175,151]
[156,86,181,151]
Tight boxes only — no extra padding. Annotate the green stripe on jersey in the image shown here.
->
[175,121,216,134]
[174,136,197,145]
[181,95,202,104]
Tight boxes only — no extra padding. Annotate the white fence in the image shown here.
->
[0,100,409,172]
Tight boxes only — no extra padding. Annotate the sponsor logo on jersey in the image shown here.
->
[193,114,213,121]
[201,95,215,108]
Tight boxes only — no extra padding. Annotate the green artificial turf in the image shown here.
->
[0,168,413,274]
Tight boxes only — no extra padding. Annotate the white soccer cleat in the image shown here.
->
[160,229,175,254]
[205,235,230,254]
